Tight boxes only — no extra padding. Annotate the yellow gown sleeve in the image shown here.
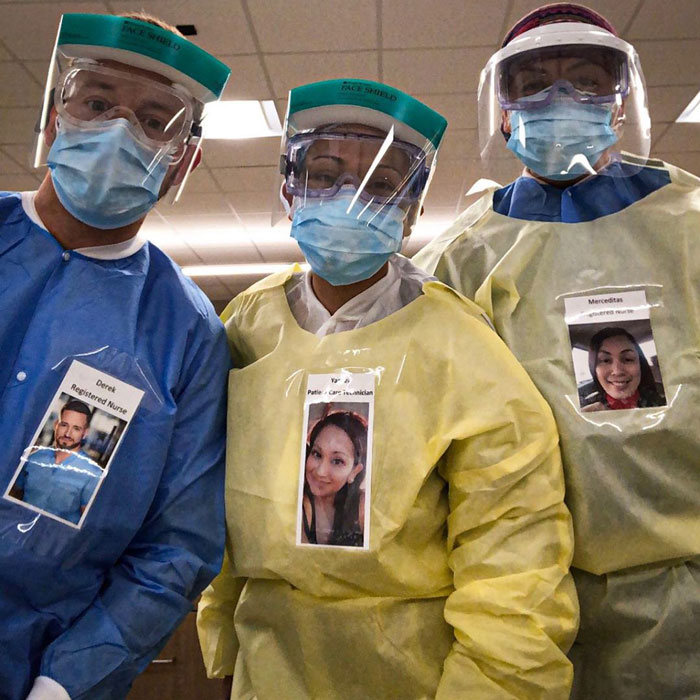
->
[196,549,246,678]
[436,326,579,699]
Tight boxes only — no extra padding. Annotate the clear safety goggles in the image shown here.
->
[283,131,431,206]
[497,45,629,110]
[54,61,196,163]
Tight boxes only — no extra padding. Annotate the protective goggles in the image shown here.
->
[498,45,629,110]
[283,131,431,205]
[55,61,196,161]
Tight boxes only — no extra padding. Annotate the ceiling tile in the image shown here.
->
[0,3,109,60]
[647,85,698,125]
[506,0,641,38]
[237,212,283,228]
[201,137,281,168]
[21,60,50,84]
[249,0,377,53]
[254,237,305,263]
[189,239,262,265]
[227,191,274,213]
[415,93,477,131]
[181,165,221,194]
[1,144,35,170]
[165,213,245,237]
[0,63,43,107]
[211,165,278,193]
[219,55,272,100]
[162,246,204,267]
[653,123,700,152]
[627,0,700,39]
[0,108,39,144]
[0,149,29,174]
[438,128,480,162]
[191,278,236,303]
[634,40,700,87]
[383,0,508,49]
[0,173,42,190]
[155,192,233,216]
[109,0,256,55]
[383,47,493,95]
[264,51,379,98]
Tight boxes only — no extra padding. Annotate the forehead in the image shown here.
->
[60,409,88,426]
[316,424,354,448]
[599,336,636,352]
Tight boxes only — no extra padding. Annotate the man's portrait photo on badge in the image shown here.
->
[569,322,667,412]
[300,404,369,548]
[7,392,127,526]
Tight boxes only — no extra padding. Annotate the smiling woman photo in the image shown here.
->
[301,411,367,547]
[582,327,666,411]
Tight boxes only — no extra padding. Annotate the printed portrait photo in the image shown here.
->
[299,401,370,549]
[6,391,127,526]
[568,320,667,412]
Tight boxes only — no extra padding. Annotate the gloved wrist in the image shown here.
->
[26,676,71,700]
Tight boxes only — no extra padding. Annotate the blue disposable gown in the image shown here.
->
[0,192,230,699]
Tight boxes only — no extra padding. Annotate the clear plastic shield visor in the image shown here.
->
[478,41,651,183]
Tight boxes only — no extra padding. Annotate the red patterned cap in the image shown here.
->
[502,3,617,47]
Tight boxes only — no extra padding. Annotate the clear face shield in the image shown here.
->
[478,24,651,183]
[31,14,230,229]
[34,51,202,206]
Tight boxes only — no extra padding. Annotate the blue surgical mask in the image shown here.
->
[290,188,406,286]
[47,119,169,229]
[506,99,618,181]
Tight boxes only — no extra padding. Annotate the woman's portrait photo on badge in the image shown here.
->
[5,391,128,526]
[568,322,666,412]
[300,403,369,548]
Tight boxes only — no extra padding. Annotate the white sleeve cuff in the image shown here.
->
[26,676,71,700]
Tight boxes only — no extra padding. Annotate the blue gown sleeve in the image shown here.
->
[37,318,231,699]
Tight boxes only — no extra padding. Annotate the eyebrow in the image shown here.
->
[598,348,636,356]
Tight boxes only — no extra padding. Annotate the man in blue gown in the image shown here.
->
[0,12,231,700]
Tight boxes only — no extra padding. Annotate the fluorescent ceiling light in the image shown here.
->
[202,100,283,139]
[677,90,700,123]
[183,263,308,277]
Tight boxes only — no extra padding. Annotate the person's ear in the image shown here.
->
[501,110,512,137]
[171,143,202,188]
[44,107,59,148]
[348,462,363,484]
[282,182,294,221]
